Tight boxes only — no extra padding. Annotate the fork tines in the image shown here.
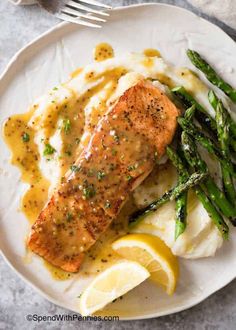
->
[58,0,112,28]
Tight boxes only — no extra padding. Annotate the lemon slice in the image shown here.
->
[112,234,179,295]
[79,260,150,316]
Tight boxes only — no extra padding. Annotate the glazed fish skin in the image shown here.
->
[28,80,179,272]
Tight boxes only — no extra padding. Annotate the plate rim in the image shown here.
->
[0,2,236,321]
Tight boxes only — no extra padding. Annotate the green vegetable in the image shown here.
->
[22,132,30,142]
[113,133,119,143]
[184,104,196,121]
[172,86,217,133]
[172,86,236,152]
[194,186,229,240]
[187,49,236,103]
[104,200,111,209]
[65,150,72,156]
[63,118,71,135]
[70,165,81,172]
[168,142,229,239]
[175,196,187,239]
[215,100,236,213]
[66,212,73,222]
[167,146,188,240]
[129,172,207,227]
[97,170,106,181]
[127,164,137,171]
[178,117,236,177]
[83,184,96,199]
[43,143,56,156]
[112,149,117,156]
[181,132,236,221]
[126,175,133,181]
[208,90,236,139]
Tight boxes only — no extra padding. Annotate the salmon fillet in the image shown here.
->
[27,80,179,272]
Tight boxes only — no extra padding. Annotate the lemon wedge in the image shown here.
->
[79,260,150,316]
[112,233,179,295]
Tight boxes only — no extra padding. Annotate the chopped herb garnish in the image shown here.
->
[66,212,73,222]
[83,184,96,199]
[51,100,55,104]
[104,200,111,209]
[97,170,106,181]
[127,164,137,171]
[126,175,133,181]
[22,132,30,142]
[87,169,94,177]
[111,148,117,156]
[53,87,58,91]
[114,134,119,143]
[109,164,115,171]
[43,143,56,156]
[65,150,72,156]
[70,165,81,172]
[154,151,158,162]
[63,118,71,134]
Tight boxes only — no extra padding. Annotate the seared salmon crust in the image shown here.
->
[28,80,179,272]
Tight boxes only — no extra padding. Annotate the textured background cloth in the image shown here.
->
[9,0,36,4]
[10,0,236,30]
[1,1,236,330]
[188,0,236,29]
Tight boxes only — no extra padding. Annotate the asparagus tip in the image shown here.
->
[175,221,186,240]
[223,230,229,241]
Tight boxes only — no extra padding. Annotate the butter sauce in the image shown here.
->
[3,110,50,223]
[43,260,73,280]
[94,43,114,62]
[2,45,129,279]
[143,48,161,58]
[3,43,209,279]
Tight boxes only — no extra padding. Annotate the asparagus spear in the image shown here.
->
[175,194,187,239]
[168,143,229,239]
[208,90,236,138]
[172,107,196,239]
[172,86,217,133]
[181,132,236,220]
[194,187,229,240]
[231,139,236,151]
[184,104,196,121]
[167,146,188,239]
[173,87,236,151]
[129,172,207,227]
[215,101,236,211]
[178,117,236,177]
[187,49,236,103]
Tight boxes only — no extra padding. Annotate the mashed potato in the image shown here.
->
[25,48,223,258]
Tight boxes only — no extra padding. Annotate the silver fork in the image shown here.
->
[37,0,112,28]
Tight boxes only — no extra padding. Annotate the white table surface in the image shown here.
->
[0,1,235,329]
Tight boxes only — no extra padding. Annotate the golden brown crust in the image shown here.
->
[28,80,179,272]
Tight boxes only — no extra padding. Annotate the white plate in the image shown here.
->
[0,3,236,320]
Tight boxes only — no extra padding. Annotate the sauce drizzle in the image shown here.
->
[94,43,114,62]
